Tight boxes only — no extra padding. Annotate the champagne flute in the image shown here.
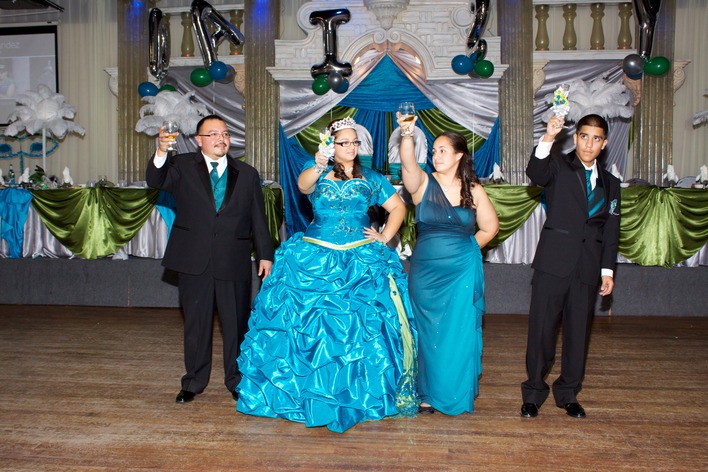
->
[398,102,415,123]
[162,120,179,152]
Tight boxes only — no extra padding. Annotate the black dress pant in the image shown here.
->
[178,265,251,394]
[521,269,596,406]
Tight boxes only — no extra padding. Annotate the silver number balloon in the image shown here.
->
[634,0,661,58]
[466,0,490,51]
[309,9,353,80]
[149,8,170,80]
[191,0,245,69]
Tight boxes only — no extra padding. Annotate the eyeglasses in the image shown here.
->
[334,140,362,148]
[198,132,230,140]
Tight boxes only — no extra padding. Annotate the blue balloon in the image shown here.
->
[208,61,228,81]
[333,77,349,94]
[451,54,474,75]
[138,81,159,97]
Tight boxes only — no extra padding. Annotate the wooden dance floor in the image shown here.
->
[0,305,706,471]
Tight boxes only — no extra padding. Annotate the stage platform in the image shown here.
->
[1,257,706,316]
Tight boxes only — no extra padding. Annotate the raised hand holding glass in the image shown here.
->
[398,102,415,123]
[162,120,179,151]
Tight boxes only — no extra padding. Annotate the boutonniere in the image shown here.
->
[609,199,619,216]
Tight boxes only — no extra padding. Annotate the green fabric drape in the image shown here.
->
[484,185,544,250]
[398,204,417,250]
[619,187,708,267]
[262,186,284,251]
[416,109,485,152]
[30,188,160,260]
[296,106,356,156]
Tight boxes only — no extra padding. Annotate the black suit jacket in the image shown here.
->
[527,148,621,286]
[146,152,274,281]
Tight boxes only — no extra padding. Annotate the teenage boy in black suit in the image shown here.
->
[521,113,620,419]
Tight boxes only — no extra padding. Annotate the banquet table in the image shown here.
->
[0,185,284,260]
[1,185,707,268]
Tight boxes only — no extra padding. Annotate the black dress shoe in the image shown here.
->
[561,402,586,418]
[418,405,435,414]
[231,390,239,401]
[175,390,196,403]
[520,402,539,418]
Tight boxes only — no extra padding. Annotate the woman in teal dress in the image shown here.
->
[236,117,418,433]
[396,113,499,415]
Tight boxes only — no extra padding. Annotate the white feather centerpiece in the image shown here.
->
[542,77,634,124]
[135,90,208,137]
[4,84,86,173]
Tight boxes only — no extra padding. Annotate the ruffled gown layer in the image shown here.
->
[409,176,485,416]
[236,170,417,433]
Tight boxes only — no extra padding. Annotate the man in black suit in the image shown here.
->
[521,114,620,419]
[146,114,274,404]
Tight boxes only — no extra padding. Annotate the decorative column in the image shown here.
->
[244,0,279,181]
[117,0,153,183]
[498,0,534,185]
[632,0,675,184]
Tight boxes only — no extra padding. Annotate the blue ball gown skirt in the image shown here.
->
[236,234,417,433]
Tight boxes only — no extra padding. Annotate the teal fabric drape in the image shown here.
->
[0,188,33,258]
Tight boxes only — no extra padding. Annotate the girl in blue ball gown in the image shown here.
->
[236,117,417,433]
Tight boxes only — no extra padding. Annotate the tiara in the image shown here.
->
[329,117,356,133]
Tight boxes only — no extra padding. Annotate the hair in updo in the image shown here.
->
[328,118,362,181]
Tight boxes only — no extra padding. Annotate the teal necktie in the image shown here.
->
[210,162,219,189]
[210,162,226,210]
[586,169,604,217]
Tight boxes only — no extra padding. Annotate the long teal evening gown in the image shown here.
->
[236,163,417,433]
[409,175,485,415]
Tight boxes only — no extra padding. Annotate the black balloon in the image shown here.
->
[634,0,661,58]
[149,8,170,80]
[327,72,344,90]
[191,0,245,69]
[466,0,490,51]
[622,53,645,78]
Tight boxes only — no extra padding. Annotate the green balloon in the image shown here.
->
[190,67,213,87]
[159,84,176,92]
[474,59,494,79]
[312,74,330,96]
[643,56,670,77]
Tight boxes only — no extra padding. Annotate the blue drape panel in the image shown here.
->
[279,125,314,235]
[351,109,389,172]
[0,187,32,258]
[473,117,500,179]
[340,56,435,112]
[154,190,176,238]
